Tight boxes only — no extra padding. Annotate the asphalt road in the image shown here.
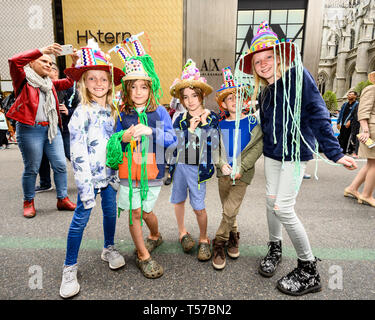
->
[0,143,374,304]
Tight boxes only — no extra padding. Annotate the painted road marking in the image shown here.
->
[1,237,374,261]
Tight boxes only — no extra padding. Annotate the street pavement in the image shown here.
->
[0,143,374,303]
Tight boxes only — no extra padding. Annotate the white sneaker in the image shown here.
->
[101,245,125,270]
[59,264,80,299]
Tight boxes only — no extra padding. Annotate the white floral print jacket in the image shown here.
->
[68,102,117,209]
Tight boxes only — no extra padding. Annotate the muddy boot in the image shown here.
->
[227,231,240,259]
[212,239,226,270]
[276,257,322,296]
[258,240,282,277]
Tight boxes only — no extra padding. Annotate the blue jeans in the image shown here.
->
[64,184,117,266]
[16,122,68,201]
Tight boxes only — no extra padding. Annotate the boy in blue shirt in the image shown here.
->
[212,67,263,270]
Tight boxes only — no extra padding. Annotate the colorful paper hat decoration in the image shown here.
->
[170,59,213,99]
[216,67,237,107]
[64,39,124,86]
[240,21,296,75]
[108,32,162,103]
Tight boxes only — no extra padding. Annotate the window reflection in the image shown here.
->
[271,10,287,24]
[287,10,305,23]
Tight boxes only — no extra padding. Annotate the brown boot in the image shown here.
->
[212,238,226,270]
[227,231,240,259]
[57,197,76,211]
[23,199,36,218]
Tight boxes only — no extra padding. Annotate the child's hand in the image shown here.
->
[200,109,210,125]
[122,125,134,143]
[234,173,242,180]
[221,164,232,175]
[133,123,152,139]
[336,155,357,170]
[189,116,201,131]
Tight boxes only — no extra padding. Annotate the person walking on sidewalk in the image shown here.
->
[344,71,375,207]
[337,91,359,154]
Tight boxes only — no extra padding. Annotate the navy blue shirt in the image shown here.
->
[259,67,344,163]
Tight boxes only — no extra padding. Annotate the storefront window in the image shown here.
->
[236,8,306,63]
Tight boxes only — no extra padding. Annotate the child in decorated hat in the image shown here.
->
[59,40,126,299]
[212,66,263,270]
[241,21,357,296]
[169,59,220,261]
[106,34,177,279]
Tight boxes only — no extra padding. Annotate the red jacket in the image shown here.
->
[6,48,74,128]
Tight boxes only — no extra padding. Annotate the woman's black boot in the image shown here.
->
[258,240,282,277]
[276,257,322,296]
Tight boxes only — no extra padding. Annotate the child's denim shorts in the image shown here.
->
[170,163,206,211]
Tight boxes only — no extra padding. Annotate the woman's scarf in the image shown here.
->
[24,65,58,143]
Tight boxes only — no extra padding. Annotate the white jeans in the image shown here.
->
[264,156,314,261]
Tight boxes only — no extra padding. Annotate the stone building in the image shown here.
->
[318,0,375,100]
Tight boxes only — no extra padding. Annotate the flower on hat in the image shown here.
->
[170,59,212,99]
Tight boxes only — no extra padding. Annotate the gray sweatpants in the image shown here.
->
[264,156,314,261]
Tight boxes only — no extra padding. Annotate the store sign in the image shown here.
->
[200,58,222,76]
[76,30,131,44]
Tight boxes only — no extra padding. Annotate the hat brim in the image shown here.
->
[240,42,295,75]
[170,80,213,99]
[216,87,236,108]
[122,74,152,82]
[64,65,125,86]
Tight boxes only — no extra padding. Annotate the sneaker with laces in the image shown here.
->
[35,185,53,193]
[101,245,125,270]
[59,264,80,299]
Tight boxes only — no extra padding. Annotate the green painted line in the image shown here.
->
[1,236,374,261]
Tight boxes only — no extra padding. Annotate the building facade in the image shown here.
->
[318,0,375,100]
[1,0,324,109]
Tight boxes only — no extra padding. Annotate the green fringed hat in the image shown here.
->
[108,32,162,103]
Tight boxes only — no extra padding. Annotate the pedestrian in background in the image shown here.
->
[344,71,375,207]
[0,107,9,149]
[337,90,359,154]
[6,43,77,218]
[35,62,80,193]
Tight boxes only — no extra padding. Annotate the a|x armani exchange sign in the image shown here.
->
[200,58,221,76]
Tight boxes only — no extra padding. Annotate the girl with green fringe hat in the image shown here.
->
[241,21,357,296]
[106,33,177,279]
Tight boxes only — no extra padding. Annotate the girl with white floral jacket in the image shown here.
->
[59,43,125,299]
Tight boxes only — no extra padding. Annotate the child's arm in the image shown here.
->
[68,105,96,209]
[302,68,344,163]
[239,125,263,175]
[151,106,178,148]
